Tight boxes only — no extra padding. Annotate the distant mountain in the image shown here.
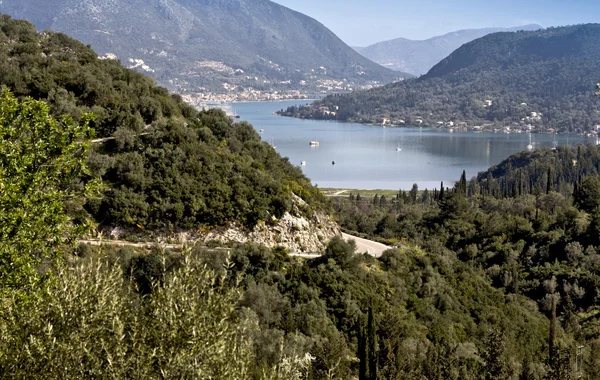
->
[354,24,542,75]
[281,24,600,132]
[0,0,406,93]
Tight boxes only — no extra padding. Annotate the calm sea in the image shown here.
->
[235,100,592,190]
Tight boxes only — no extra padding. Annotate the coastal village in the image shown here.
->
[314,99,600,135]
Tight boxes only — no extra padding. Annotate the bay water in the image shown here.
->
[235,100,592,190]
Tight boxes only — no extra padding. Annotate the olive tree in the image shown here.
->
[0,90,94,292]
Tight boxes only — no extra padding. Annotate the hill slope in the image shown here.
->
[354,24,542,75]
[283,24,600,132]
[0,14,336,249]
[0,0,405,94]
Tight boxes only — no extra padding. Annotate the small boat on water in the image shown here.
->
[310,141,320,146]
[396,143,402,152]
[301,161,306,166]
[260,129,264,133]
[332,160,336,165]
[527,133,533,150]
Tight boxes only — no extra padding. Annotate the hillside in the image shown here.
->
[0,14,335,248]
[0,0,406,96]
[354,24,542,75]
[282,24,600,132]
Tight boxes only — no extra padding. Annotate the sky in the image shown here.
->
[272,0,600,46]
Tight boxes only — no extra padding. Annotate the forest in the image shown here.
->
[3,12,600,380]
[0,15,324,232]
[279,25,600,133]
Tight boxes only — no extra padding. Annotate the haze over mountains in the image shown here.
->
[354,24,543,75]
[0,0,405,96]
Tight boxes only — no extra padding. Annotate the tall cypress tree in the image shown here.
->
[519,169,523,196]
[367,307,377,380]
[547,167,553,194]
[458,170,467,196]
[439,181,445,201]
[549,295,557,368]
[358,317,368,380]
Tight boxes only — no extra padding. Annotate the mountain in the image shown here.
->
[281,24,600,132]
[0,0,406,94]
[354,24,543,75]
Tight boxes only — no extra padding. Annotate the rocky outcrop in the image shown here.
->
[101,194,341,253]
[201,194,340,252]
[203,210,340,253]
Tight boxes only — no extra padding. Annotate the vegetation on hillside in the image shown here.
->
[0,90,94,293]
[4,11,600,380]
[326,144,600,378]
[0,15,324,232]
[281,25,600,132]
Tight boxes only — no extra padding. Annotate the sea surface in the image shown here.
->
[235,100,593,190]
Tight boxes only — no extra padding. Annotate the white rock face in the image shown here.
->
[203,210,340,253]
[99,194,340,253]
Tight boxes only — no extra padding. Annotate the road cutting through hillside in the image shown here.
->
[78,232,391,257]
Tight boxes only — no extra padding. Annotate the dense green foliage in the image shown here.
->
[4,12,600,380]
[215,239,556,379]
[0,251,264,379]
[325,145,600,378]
[0,82,309,378]
[0,15,324,231]
[0,90,93,293]
[282,25,600,132]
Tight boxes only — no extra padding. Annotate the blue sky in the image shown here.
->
[272,0,600,46]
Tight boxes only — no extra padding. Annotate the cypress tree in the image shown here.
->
[547,167,553,194]
[549,295,557,368]
[458,170,467,196]
[373,194,379,205]
[519,169,523,196]
[367,307,377,380]
[439,181,445,201]
[358,317,368,380]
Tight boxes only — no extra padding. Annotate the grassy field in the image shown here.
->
[320,188,401,199]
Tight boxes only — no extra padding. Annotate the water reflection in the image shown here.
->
[235,101,592,190]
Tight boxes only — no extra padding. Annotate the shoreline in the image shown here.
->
[233,99,318,104]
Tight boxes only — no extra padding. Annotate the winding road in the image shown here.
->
[341,233,391,257]
[78,233,390,258]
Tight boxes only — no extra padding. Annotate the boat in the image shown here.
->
[552,134,558,150]
[527,133,533,150]
[260,129,264,133]
[310,141,320,146]
[301,161,306,166]
[332,161,336,165]
[396,142,402,152]
[270,138,277,149]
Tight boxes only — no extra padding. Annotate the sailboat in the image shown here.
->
[270,138,277,149]
[396,142,402,152]
[527,133,533,150]
[552,134,558,150]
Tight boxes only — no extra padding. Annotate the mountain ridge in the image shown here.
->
[281,24,600,132]
[354,24,543,75]
[0,0,407,94]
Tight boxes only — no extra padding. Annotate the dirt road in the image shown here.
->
[341,233,391,257]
